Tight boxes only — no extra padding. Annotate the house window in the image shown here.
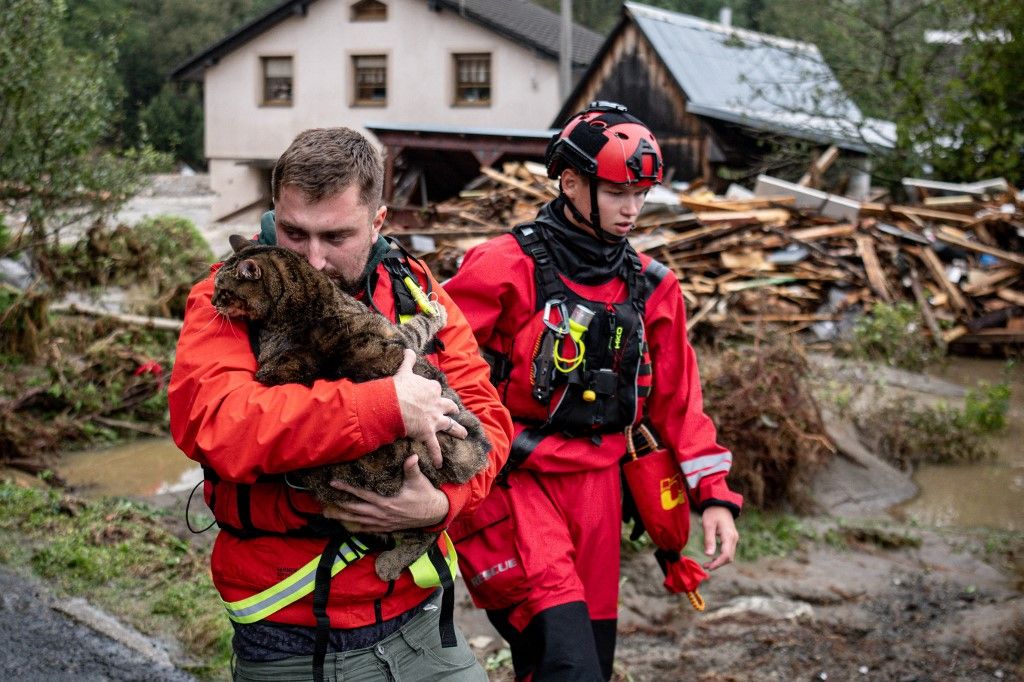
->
[351,0,386,21]
[454,53,491,105]
[353,55,387,105]
[261,56,293,105]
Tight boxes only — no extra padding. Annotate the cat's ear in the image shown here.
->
[229,234,251,254]
[237,259,261,281]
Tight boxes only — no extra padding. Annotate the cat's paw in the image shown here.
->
[428,300,448,329]
[374,549,410,582]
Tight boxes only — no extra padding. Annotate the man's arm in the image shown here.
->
[643,273,742,568]
[322,269,514,532]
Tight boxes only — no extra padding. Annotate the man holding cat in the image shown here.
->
[169,127,512,680]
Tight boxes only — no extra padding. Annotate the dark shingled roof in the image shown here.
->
[172,0,603,81]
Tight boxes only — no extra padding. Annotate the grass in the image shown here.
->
[0,480,231,679]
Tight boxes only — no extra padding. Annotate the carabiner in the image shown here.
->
[542,299,570,336]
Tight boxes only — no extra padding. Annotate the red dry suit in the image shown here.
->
[445,203,742,635]
[168,254,512,630]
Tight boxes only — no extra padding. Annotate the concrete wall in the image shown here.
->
[203,0,564,218]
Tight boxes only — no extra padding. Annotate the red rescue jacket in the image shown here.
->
[168,258,513,629]
[443,231,742,513]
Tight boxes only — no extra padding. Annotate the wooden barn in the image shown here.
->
[556,2,895,192]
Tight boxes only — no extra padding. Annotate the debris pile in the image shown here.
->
[388,157,1023,353]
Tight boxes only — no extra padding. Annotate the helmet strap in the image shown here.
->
[558,180,623,245]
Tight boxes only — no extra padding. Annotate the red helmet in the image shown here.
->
[546,101,663,187]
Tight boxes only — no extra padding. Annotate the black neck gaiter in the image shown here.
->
[533,197,629,285]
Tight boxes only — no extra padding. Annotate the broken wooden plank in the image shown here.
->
[680,195,795,212]
[478,166,554,201]
[962,268,1020,296]
[911,246,971,313]
[694,209,791,227]
[798,145,840,187]
[933,228,1024,267]
[859,203,975,224]
[854,233,894,302]
[788,224,856,241]
[997,288,1024,306]
[908,264,946,352]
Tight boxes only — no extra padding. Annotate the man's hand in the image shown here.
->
[321,455,450,532]
[392,349,467,468]
[701,506,739,571]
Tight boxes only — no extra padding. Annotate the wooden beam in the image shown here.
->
[478,167,553,200]
[859,203,975,224]
[933,228,1024,267]
[908,264,946,352]
[798,145,840,187]
[911,246,971,313]
[997,288,1024,306]
[854,234,894,302]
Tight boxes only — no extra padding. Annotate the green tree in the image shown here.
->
[0,0,163,275]
[759,0,1023,186]
[62,0,280,166]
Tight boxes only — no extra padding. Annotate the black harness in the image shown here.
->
[491,221,669,483]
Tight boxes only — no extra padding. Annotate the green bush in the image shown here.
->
[963,380,1012,434]
[848,302,943,371]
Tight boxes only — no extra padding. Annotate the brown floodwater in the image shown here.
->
[894,357,1024,532]
[58,438,202,498]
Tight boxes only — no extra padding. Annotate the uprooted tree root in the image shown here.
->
[702,338,834,512]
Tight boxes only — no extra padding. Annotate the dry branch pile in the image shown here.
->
[390,159,1024,353]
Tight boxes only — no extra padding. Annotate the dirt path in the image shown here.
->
[608,525,1023,681]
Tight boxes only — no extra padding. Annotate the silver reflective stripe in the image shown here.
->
[680,451,733,488]
[228,567,319,620]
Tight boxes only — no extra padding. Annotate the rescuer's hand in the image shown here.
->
[701,505,739,571]
[322,455,449,532]
[393,349,467,468]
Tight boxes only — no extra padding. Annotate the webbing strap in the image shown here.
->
[222,537,371,624]
[426,544,458,648]
[312,535,345,682]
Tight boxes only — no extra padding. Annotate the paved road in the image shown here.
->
[0,567,196,681]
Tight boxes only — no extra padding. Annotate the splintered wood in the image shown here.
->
[387,161,1024,353]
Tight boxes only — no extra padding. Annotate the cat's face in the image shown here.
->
[211,239,279,322]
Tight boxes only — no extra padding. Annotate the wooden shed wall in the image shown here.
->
[563,22,712,183]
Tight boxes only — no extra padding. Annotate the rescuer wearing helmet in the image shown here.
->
[444,102,743,680]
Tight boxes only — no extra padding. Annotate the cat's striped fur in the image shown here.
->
[212,235,490,580]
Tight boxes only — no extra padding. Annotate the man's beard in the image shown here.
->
[329,237,373,295]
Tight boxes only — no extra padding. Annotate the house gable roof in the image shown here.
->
[171,0,603,82]
[558,2,894,152]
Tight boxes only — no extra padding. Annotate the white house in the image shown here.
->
[173,0,602,222]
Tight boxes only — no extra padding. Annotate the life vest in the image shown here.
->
[486,222,667,438]
[194,240,458,681]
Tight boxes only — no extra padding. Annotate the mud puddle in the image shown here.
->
[58,438,201,499]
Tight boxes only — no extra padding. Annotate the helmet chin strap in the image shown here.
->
[559,182,624,244]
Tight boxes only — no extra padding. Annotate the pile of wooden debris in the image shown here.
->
[386,156,1024,352]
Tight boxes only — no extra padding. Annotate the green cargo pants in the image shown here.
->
[232,598,486,681]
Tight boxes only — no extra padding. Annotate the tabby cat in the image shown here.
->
[211,234,491,580]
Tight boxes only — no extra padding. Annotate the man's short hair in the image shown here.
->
[271,127,384,209]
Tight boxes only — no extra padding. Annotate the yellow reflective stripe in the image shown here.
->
[398,313,414,324]
[223,538,369,624]
[409,532,458,589]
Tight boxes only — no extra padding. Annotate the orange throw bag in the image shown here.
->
[623,425,708,610]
